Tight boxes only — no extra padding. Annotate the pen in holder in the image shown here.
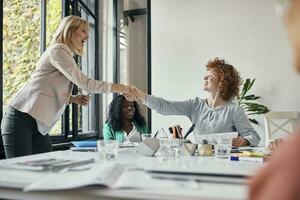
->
[168,125,183,139]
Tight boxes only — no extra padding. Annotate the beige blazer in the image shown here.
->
[9,43,111,126]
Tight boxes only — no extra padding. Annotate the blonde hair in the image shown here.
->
[50,15,89,55]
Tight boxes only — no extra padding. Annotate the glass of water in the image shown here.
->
[157,138,173,161]
[214,138,232,159]
[97,140,106,161]
[157,138,182,161]
[141,134,152,141]
[104,140,119,161]
[172,138,183,159]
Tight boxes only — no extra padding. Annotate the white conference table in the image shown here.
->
[0,147,264,200]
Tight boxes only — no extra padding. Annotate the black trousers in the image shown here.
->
[1,106,53,158]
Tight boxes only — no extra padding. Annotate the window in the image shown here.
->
[63,0,99,141]
[46,0,62,136]
[113,0,151,130]
[3,0,41,115]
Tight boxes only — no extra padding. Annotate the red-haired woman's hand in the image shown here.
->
[232,137,250,147]
[129,86,147,100]
[268,138,284,151]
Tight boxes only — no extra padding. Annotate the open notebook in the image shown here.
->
[24,163,124,191]
[23,163,194,191]
[0,157,95,172]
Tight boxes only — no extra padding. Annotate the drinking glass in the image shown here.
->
[214,138,232,159]
[104,140,119,161]
[141,134,152,141]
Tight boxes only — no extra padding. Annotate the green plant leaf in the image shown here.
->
[236,78,269,124]
[240,78,251,98]
[249,118,259,124]
[248,78,256,92]
[243,94,261,101]
[244,103,269,113]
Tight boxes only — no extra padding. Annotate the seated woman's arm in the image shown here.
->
[233,106,261,147]
[130,86,194,118]
[144,95,195,117]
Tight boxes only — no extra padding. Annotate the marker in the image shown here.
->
[231,151,265,158]
[230,156,265,163]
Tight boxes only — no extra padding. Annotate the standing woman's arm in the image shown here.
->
[49,44,130,94]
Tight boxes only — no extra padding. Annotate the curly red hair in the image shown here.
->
[206,58,241,101]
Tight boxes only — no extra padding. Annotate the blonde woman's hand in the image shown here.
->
[69,94,90,106]
[118,85,135,101]
[129,86,147,100]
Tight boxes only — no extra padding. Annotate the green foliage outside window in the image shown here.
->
[3,0,62,135]
[46,1,61,46]
[3,0,41,108]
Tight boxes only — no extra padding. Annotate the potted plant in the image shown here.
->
[235,78,269,124]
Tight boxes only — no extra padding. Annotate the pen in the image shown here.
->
[154,130,159,138]
[230,156,265,163]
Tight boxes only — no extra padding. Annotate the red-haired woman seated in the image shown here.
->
[131,58,260,147]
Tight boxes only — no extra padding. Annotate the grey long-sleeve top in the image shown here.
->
[144,95,260,146]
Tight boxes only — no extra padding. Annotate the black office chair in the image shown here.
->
[0,136,5,159]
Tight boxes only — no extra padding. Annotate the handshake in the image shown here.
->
[122,85,147,101]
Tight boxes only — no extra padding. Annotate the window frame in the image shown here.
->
[112,0,152,132]
[0,1,3,123]
[0,1,3,158]
[52,0,100,143]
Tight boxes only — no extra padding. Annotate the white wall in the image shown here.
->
[151,0,300,146]
[99,0,115,133]
[125,0,148,120]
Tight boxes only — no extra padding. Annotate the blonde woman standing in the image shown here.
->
[1,15,134,158]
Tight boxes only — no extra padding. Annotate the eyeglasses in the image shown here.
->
[275,0,292,16]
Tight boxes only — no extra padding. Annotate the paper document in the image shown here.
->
[24,162,203,191]
[0,157,95,172]
[195,132,238,145]
[70,147,98,152]
[24,162,124,191]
